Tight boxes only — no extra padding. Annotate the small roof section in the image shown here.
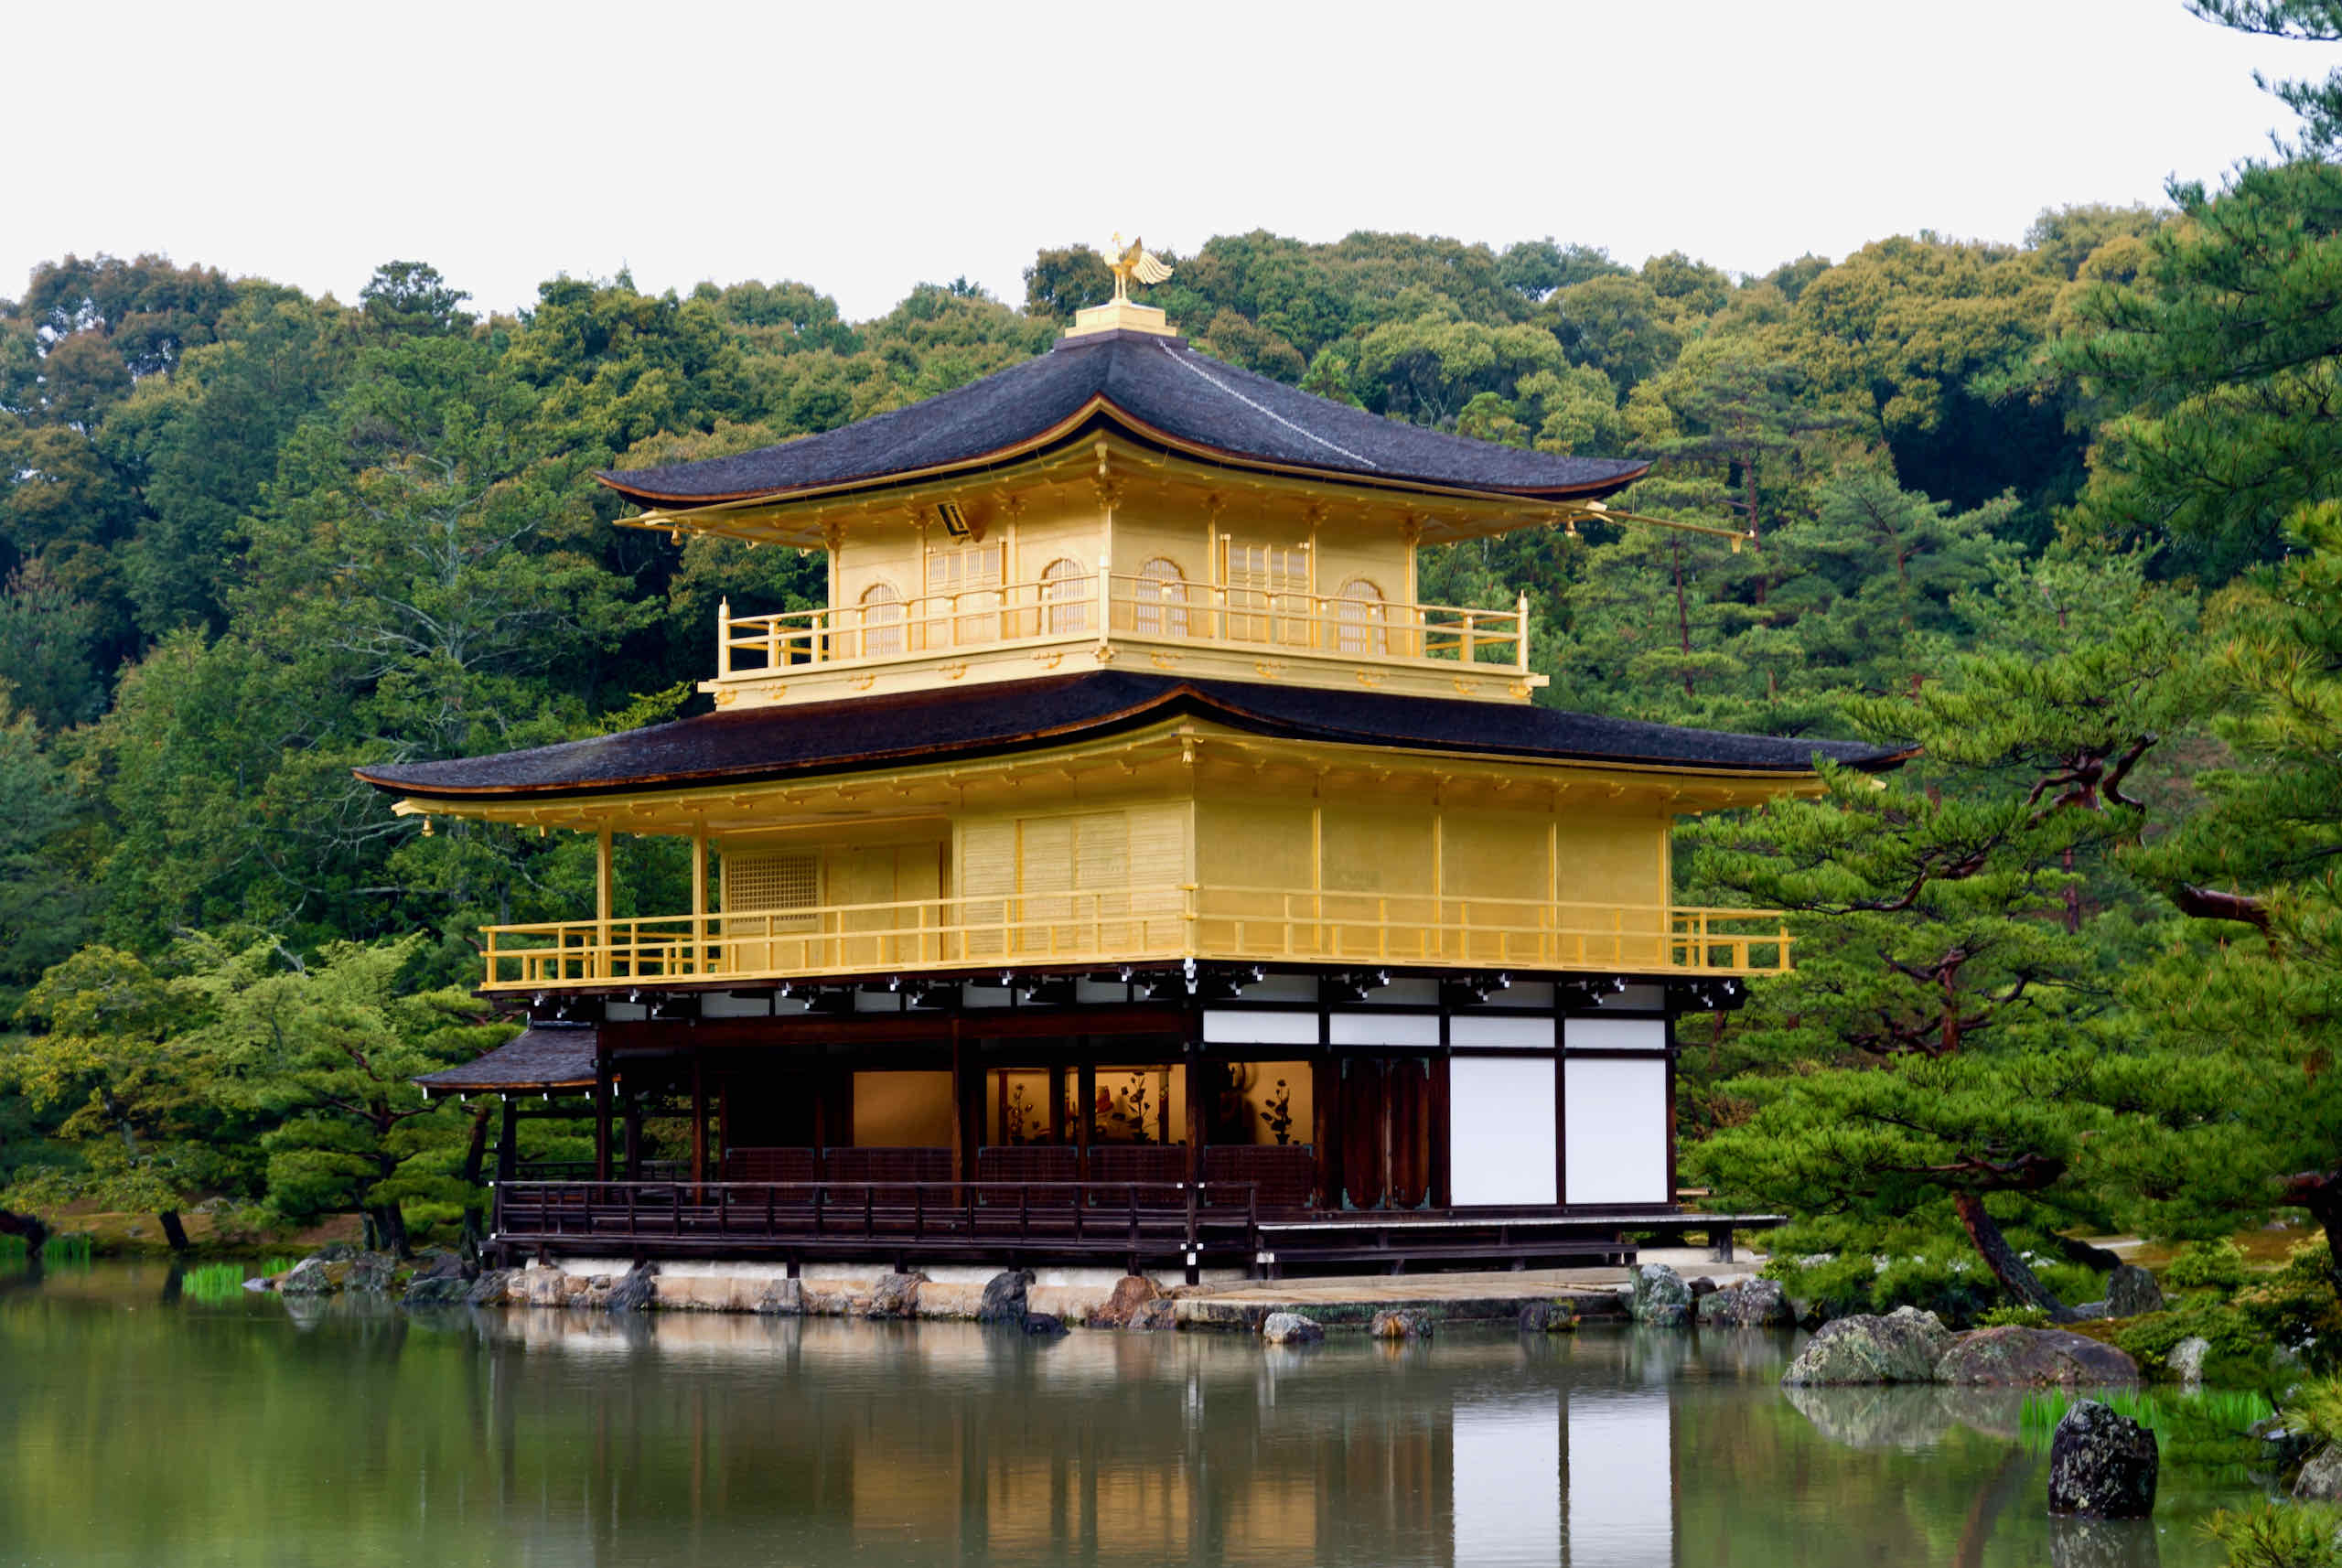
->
[356,671,1911,804]
[414,1024,597,1094]
[598,329,1649,510]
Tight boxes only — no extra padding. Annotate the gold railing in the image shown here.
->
[716,573,1529,676]
[478,886,1790,990]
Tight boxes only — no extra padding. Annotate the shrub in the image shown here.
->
[1980,1305,2052,1329]
[2204,1502,2342,1568]
[2171,1239,2253,1295]
[2236,1239,2342,1362]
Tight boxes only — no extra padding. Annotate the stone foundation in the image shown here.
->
[497,1258,1244,1325]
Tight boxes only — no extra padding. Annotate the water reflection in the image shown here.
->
[0,1272,2242,1568]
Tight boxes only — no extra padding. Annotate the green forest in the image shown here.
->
[2,0,2339,1348]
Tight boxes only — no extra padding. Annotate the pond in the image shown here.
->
[0,1263,2266,1567]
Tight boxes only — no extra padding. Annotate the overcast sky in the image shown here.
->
[12,0,2329,323]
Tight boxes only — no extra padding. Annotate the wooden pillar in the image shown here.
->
[690,817,708,976]
[950,1018,978,1182]
[1312,1055,1338,1212]
[1428,1048,1452,1209]
[1076,1055,1096,1177]
[622,1092,643,1181]
[496,1095,520,1185]
[1047,1063,1067,1146]
[1183,1016,1206,1188]
[596,820,615,981]
[594,1047,612,1182]
[691,1051,706,1187]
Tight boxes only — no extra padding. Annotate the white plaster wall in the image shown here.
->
[1563,1057,1669,1205]
[1449,1056,1557,1205]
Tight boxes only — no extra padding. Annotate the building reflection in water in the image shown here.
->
[448,1308,1685,1566]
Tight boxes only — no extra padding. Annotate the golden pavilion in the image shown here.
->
[365,283,1903,1279]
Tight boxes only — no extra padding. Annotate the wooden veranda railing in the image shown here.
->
[716,571,1529,676]
[477,886,1792,991]
[491,1179,1262,1263]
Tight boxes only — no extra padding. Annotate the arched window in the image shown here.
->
[1131,557,1189,639]
[1040,557,1090,635]
[857,581,904,659]
[1334,577,1388,656]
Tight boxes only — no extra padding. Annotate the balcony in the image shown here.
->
[708,570,1537,706]
[478,886,1792,992]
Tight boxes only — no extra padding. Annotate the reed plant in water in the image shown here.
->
[179,1262,248,1303]
[43,1234,92,1267]
[2019,1388,2273,1468]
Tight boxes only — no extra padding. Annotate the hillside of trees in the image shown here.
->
[4,3,2341,1336]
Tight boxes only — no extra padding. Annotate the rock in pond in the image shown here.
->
[1090,1274,1161,1328]
[1696,1278,1793,1329]
[1936,1326,2140,1387]
[1370,1309,1433,1340]
[2103,1264,2165,1319]
[977,1269,1032,1327]
[1021,1312,1067,1336]
[2048,1400,2158,1519]
[343,1251,398,1295]
[2167,1336,2210,1389]
[1262,1312,1324,1346]
[278,1257,340,1296]
[1632,1264,1692,1326]
[1780,1306,1954,1385]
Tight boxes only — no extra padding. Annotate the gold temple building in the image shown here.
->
[368,282,1904,1279]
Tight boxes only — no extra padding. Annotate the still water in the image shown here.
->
[0,1264,2266,1567]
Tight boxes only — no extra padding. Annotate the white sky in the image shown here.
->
[10,0,2329,323]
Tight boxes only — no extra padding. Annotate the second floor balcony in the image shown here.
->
[478,886,1792,993]
[708,567,1538,708]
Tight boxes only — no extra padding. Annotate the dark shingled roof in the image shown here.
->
[356,672,1911,802]
[598,330,1649,507]
[414,1025,596,1093]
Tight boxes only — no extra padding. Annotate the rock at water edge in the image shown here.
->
[2295,1444,2342,1501]
[1520,1299,1579,1334]
[2167,1336,2209,1389]
[977,1270,1033,1326]
[607,1263,659,1314]
[1936,1326,2140,1387]
[1633,1264,1692,1326]
[1090,1274,1162,1328]
[464,1269,514,1306]
[1697,1278,1793,1328]
[1370,1309,1433,1340]
[1779,1306,1954,1385]
[1022,1312,1067,1336]
[2047,1400,2158,1519]
[344,1252,398,1294]
[1126,1297,1180,1332]
[865,1272,922,1320]
[1262,1312,1324,1346]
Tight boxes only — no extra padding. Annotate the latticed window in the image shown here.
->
[925,539,1003,645]
[1334,577,1388,656]
[725,850,820,931]
[1221,541,1307,643]
[1131,557,1189,638]
[1040,556,1090,635]
[857,582,904,659]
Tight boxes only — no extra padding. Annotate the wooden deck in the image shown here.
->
[490,1178,1778,1280]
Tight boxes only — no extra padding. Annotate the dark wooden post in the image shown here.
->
[1183,1024,1206,1190]
[1311,1054,1338,1213]
[496,1096,520,1185]
[622,1092,643,1181]
[1428,1047,1452,1209]
[691,1050,707,1189]
[1047,1063,1067,1145]
[594,1047,612,1182]
[1076,1055,1096,1178]
[951,1018,979,1182]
